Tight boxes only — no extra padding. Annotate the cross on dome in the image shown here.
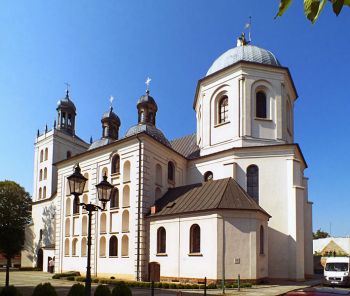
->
[109,95,114,109]
[145,77,152,92]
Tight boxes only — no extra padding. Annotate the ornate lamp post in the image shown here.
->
[67,164,114,296]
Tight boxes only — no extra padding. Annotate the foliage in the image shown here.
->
[0,285,22,296]
[52,271,81,279]
[313,228,330,239]
[111,282,132,296]
[94,285,111,296]
[276,0,350,23]
[31,283,57,296]
[0,181,31,286]
[67,283,85,296]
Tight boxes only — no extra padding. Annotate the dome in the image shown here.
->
[125,124,170,147]
[88,138,115,150]
[206,45,281,76]
[57,91,76,111]
[137,90,158,111]
[102,107,121,125]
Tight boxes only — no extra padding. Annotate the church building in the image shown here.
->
[22,36,314,282]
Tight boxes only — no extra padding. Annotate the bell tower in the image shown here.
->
[56,89,76,135]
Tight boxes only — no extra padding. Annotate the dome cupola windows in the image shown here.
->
[56,89,76,135]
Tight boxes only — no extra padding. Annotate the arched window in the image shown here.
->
[66,151,72,159]
[256,91,267,118]
[100,213,107,233]
[43,186,46,199]
[190,224,201,254]
[155,187,162,200]
[218,96,229,124]
[66,198,71,216]
[155,164,162,185]
[40,150,43,162]
[122,185,130,207]
[99,237,106,257]
[110,188,119,209]
[109,236,118,257]
[121,235,129,257]
[72,238,78,256]
[65,238,70,256]
[168,161,175,182]
[44,168,47,180]
[65,218,70,236]
[83,173,89,192]
[44,148,48,161]
[123,161,131,182]
[82,194,88,213]
[260,225,264,255]
[82,216,88,236]
[81,237,87,257]
[73,198,79,215]
[39,169,43,181]
[157,227,166,254]
[247,165,259,203]
[38,187,42,199]
[122,210,129,232]
[204,171,213,182]
[111,155,120,174]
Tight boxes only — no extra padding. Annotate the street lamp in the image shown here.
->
[67,164,114,296]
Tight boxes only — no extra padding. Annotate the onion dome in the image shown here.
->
[56,90,76,112]
[206,45,280,76]
[125,123,171,147]
[102,106,121,127]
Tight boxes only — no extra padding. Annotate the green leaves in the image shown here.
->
[276,0,349,23]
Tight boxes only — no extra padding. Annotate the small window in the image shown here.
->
[72,238,78,256]
[38,187,42,199]
[82,216,87,236]
[66,151,72,159]
[43,186,46,199]
[204,171,213,182]
[39,169,43,181]
[256,91,267,118]
[218,96,228,124]
[40,150,43,162]
[65,238,70,256]
[190,224,201,254]
[157,227,166,254]
[110,188,119,208]
[260,225,264,255]
[123,161,130,182]
[111,154,120,174]
[122,210,129,232]
[45,148,48,161]
[247,165,259,203]
[99,237,106,257]
[167,161,175,182]
[81,237,87,257]
[109,236,118,257]
[121,235,129,257]
[100,213,107,233]
[44,168,47,180]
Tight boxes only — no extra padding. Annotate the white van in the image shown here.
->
[324,257,350,287]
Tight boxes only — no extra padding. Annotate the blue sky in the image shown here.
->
[0,1,349,236]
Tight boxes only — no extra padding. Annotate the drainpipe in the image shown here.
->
[136,134,142,281]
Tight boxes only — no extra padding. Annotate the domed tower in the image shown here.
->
[101,106,121,140]
[194,34,297,156]
[56,90,76,135]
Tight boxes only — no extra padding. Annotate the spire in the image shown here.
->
[90,136,93,144]
[37,129,40,137]
[45,124,48,133]
[54,120,56,129]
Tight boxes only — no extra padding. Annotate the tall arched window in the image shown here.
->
[99,237,106,257]
[39,169,43,181]
[44,148,48,161]
[190,224,201,253]
[121,235,129,257]
[82,216,88,236]
[155,164,162,185]
[218,96,229,124]
[72,238,78,256]
[157,227,166,254]
[110,188,119,209]
[66,198,71,216]
[65,238,70,256]
[65,218,70,236]
[109,236,118,257]
[40,150,43,162]
[81,237,87,257]
[247,165,259,203]
[204,171,213,182]
[82,194,88,213]
[260,225,264,255]
[44,168,47,180]
[83,173,89,192]
[100,213,107,233]
[256,91,267,118]
[123,161,131,182]
[38,187,42,199]
[122,185,130,207]
[168,161,175,182]
[122,210,129,232]
[111,154,120,174]
[43,186,46,199]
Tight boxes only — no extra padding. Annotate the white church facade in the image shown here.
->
[22,37,313,282]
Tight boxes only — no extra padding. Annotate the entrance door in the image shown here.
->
[37,249,43,270]
[148,262,160,282]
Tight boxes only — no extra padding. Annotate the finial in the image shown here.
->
[243,16,252,43]
[90,136,93,144]
[145,77,151,93]
[45,124,48,133]
[64,82,71,98]
[37,129,40,137]
[54,120,56,128]
[109,95,114,111]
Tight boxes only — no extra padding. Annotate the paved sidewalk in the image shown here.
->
[0,271,322,296]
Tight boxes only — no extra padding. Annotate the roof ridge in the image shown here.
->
[170,133,196,142]
[216,177,232,208]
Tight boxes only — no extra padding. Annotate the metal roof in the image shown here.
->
[125,123,170,147]
[151,177,270,218]
[170,133,199,159]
